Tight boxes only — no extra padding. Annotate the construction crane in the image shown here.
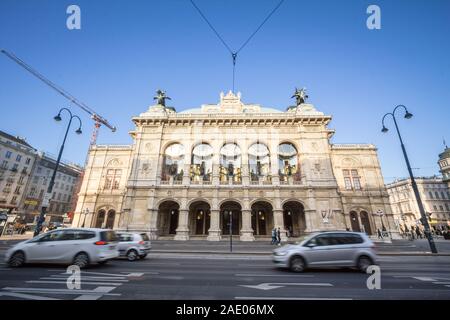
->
[1,49,116,146]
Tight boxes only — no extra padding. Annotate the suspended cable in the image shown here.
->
[236,0,285,54]
[189,0,234,55]
[189,0,285,92]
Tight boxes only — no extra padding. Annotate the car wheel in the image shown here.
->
[290,256,306,273]
[357,255,373,272]
[127,249,138,261]
[73,252,89,269]
[139,254,147,259]
[8,251,25,267]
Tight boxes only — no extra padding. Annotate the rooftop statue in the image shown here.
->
[154,89,171,107]
[291,87,308,106]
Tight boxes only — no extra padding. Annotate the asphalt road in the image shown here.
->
[1,244,450,300]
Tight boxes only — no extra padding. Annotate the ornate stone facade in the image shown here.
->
[72,91,397,240]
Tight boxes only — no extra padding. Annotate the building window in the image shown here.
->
[29,187,36,197]
[25,157,31,165]
[5,151,12,159]
[1,160,7,169]
[343,170,362,190]
[11,196,17,204]
[441,192,446,199]
[104,169,122,190]
[12,163,18,171]
[219,143,242,183]
[429,191,434,199]
[37,167,42,173]
[439,205,444,211]
[162,143,185,182]
[344,176,352,190]
[446,203,450,211]
[435,192,440,199]
[190,143,213,182]
[433,205,438,211]
[278,143,299,182]
[14,186,21,195]
[16,155,22,162]
[248,143,271,182]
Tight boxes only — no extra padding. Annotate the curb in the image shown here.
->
[149,250,450,257]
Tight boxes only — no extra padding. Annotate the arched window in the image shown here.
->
[248,143,271,181]
[219,143,241,183]
[162,143,185,181]
[191,143,213,182]
[278,143,300,181]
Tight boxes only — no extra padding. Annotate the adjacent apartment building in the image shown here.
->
[0,130,36,214]
[438,144,450,188]
[0,129,83,224]
[386,176,450,230]
[22,152,83,223]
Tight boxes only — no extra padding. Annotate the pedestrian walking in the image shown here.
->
[271,228,277,245]
[377,228,383,239]
[277,227,281,245]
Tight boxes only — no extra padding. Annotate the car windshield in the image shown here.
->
[296,234,317,246]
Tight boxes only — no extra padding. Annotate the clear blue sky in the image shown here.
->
[1,0,449,182]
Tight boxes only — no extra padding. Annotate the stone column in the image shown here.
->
[174,209,189,241]
[212,164,220,185]
[273,209,287,242]
[241,153,249,186]
[304,209,316,232]
[207,209,221,241]
[240,209,255,241]
[148,209,159,240]
[182,163,191,185]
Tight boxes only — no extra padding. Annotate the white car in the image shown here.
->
[273,231,378,272]
[5,228,119,268]
[116,232,152,261]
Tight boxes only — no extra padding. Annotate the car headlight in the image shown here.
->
[274,251,287,256]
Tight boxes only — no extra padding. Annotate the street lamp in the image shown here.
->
[34,108,82,237]
[81,208,89,228]
[381,105,437,253]
[228,210,233,253]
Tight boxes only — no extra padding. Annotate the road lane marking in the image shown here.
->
[27,280,124,286]
[42,277,128,282]
[235,297,352,300]
[72,271,146,277]
[0,291,60,300]
[240,282,333,291]
[235,273,313,278]
[50,273,127,280]
[2,287,120,296]
[413,277,437,282]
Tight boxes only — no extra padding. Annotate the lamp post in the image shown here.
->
[381,105,437,253]
[81,208,89,228]
[229,211,233,252]
[34,108,82,237]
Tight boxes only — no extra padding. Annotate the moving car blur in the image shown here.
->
[116,232,152,261]
[273,231,378,272]
[5,228,119,268]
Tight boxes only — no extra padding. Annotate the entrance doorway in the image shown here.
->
[189,201,211,235]
[221,201,241,235]
[350,211,361,232]
[283,201,306,237]
[251,201,274,236]
[360,211,372,235]
[158,201,179,236]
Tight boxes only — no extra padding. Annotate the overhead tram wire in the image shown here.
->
[189,0,285,93]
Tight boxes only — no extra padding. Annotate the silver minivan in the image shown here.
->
[273,231,378,272]
[5,228,119,268]
[116,232,151,261]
